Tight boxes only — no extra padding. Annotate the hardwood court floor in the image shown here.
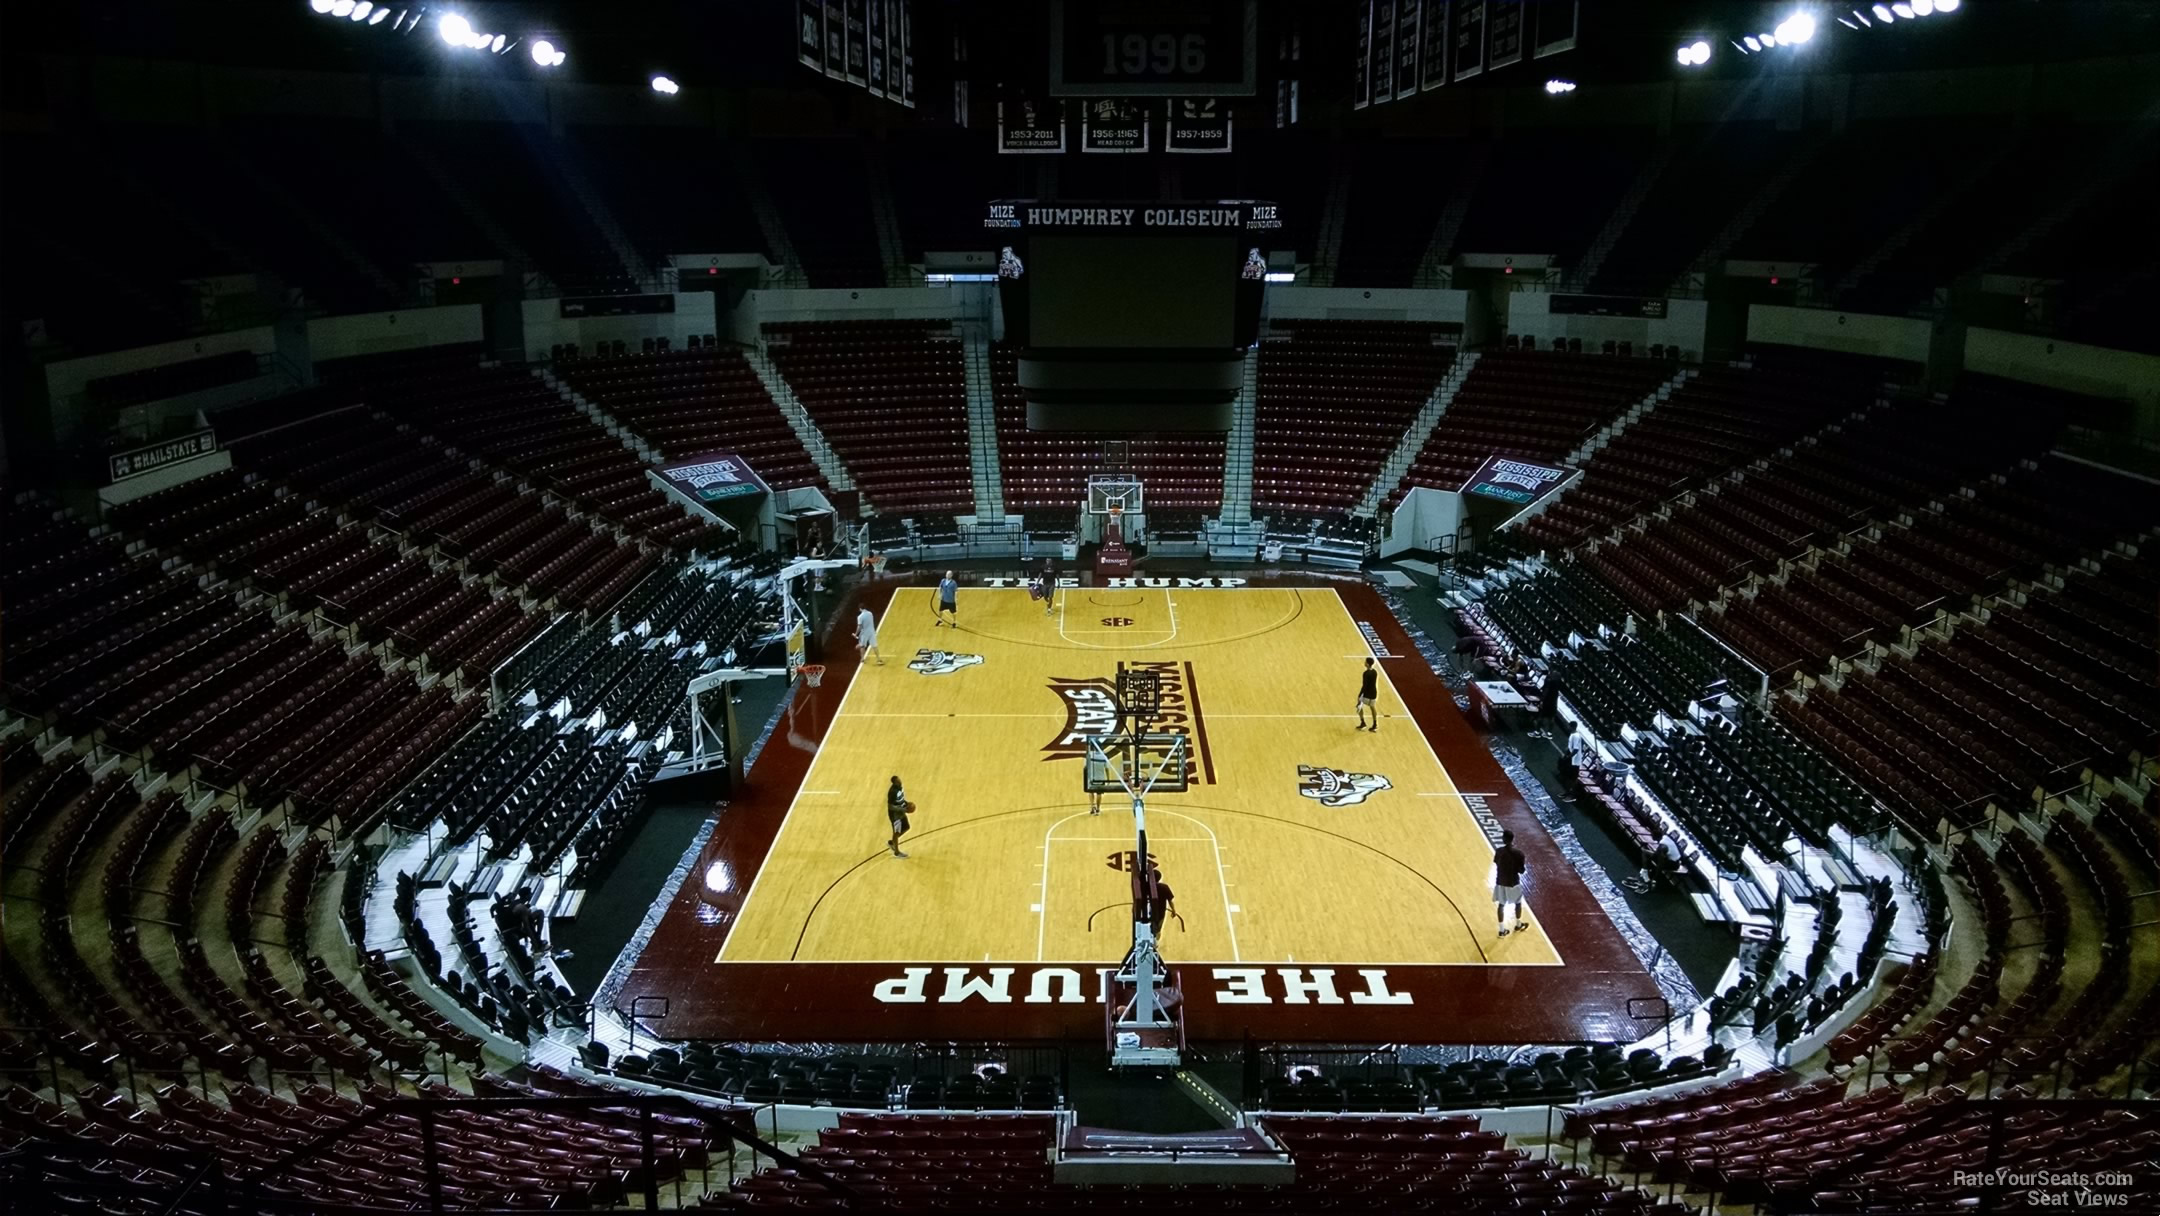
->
[718,586,1558,968]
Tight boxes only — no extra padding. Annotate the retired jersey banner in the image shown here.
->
[1421,0,1449,89]
[865,0,887,96]
[658,452,770,502]
[1164,99,1232,153]
[1461,455,1573,505]
[821,2,845,78]
[1453,0,1485,81]
[843,0,868,85]
[798,0,824,70]
[1394,0,1422,100]
[1080,99,1149,153]
[999,96,1067,153]
[898,0,915,108]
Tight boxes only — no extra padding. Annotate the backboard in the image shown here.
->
[1086,474,1145,516]
[1083,733,1190,797]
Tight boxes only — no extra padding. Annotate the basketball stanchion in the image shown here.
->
[798,664,826,688]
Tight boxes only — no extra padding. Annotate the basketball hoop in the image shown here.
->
[860,553,885,576]
[799,664,826,688]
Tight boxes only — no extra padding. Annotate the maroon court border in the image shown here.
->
[614,572,1662,1044]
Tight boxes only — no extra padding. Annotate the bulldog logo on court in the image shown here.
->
[1297,765,1393,807]
[908,649,984,675]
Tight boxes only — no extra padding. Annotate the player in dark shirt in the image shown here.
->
[1356,657,1380,732]
[886,775,912,859]
[1134,865,1177,941]
[1492,830,1527,936]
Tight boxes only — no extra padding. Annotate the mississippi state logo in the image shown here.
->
[1297,765,1393,807]
[1041,661,1216,785]
[908,649,984,675]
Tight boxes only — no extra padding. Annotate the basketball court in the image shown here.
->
[722,583,1557,969]
[620,576,1659,1045]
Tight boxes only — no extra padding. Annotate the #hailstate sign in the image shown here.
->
[657,452,769,502]
[109,429,218,482]
[1460,455,1574,506]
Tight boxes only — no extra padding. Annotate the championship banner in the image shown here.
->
[1453,0,1485,82]
[821,1,845,79]
[109,429,218,483]
[1370,0,1395,105]
[998,96,1067,153]
[797,0,823,69]
[1421,0,1449,89]
[1164,99,1232,154]
[866,0,887,97]
[1487,0,1524,70]
[1352,1,1372,109]
[1461,455,1573,506]
[1080,99,1149,153]
[1394,0,1422,101]
[657,452,771,502]
[843,0,868,85]
[1533,0,1578,58]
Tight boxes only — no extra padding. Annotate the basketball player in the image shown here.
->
[885,775,913,858]
[1039,556,1056,616]
[934,571,959,628]
[855,606,883,666]
[1492,830,1527,936]
[1136,864,1176,941]
[1031,569,1052,616]
[1355,657,1380,732]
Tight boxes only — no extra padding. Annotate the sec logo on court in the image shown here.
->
[1099,616,1134,627]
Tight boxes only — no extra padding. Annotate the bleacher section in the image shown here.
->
[558,346,827,494]
[1252,321,1455,515]
[1385,350,1672,507]
[1524,351,1907,550]
[766,321,972,515]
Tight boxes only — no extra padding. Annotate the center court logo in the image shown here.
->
[908,649,984,675]
[1297,765,1394,807]
[1042,660,1216,785]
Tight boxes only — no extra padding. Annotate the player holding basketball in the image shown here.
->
[885,775,913,858]
[1356,657,1380,732]
[1492,830,1528,936]
[934,571,959,628]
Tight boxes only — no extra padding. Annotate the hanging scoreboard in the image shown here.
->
[1049,0,1257,97]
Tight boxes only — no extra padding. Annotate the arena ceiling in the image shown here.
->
[6,1,2157,110]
